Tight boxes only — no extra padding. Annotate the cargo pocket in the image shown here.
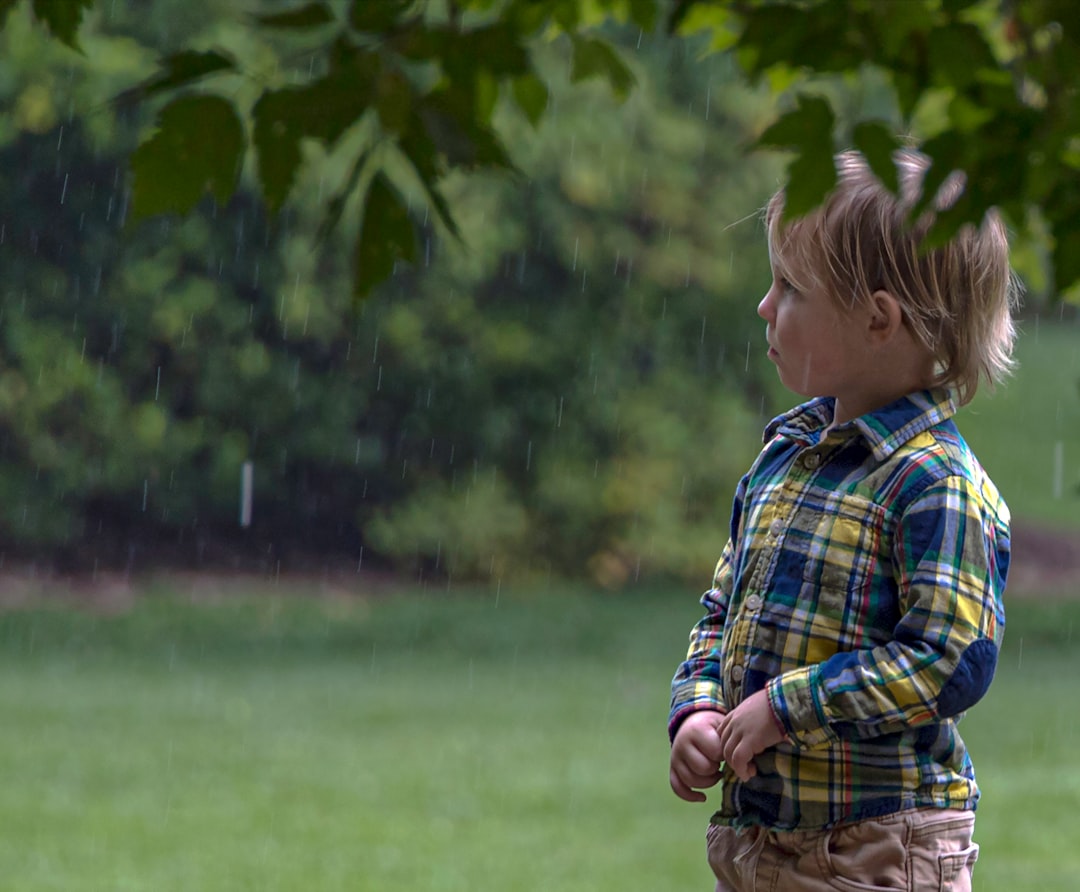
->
[938,843,978,891]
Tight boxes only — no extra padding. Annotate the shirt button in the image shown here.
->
[731,664,745,682]
[803,452,821,469]
[769,518,784,537]
[745,594,763,611]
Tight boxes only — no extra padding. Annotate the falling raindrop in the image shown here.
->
[1053,440,1064,499]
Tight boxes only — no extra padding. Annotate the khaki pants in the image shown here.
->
[706,808,978,892]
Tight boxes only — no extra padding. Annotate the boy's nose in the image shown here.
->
[757,290,774,321]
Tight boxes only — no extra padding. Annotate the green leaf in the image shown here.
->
[626,0,658,32]
[315,146,374,245]
[417,86,515,171]
[398,119,460,240]
[671,3,739,52]
[756,94,835,151]
[0,0,18,30]
[255,1,335,29]
[756,95,837,220]
[350,0,412,32]
[945,93,994,133]
[502,0,552,36]
[252,45,379,213]
[569,35,635,99]
[940,0,982,14]
[455,24,530,77]
[354,173,416,300]
[736,4,862,80]
[783,145,838,220]
[114,50,237,106]
[129,95,245,221]
[912,131,963,219]
[1051,225,1080,294]
[512,72,549,127]
[666,0,698,33]
[30,0,93,50]
[927,23,997,90]
[374,68,414,134]
[852,121,899,193]
[252,89,305,215]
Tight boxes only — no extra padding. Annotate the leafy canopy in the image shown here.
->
[10,0,1080,297]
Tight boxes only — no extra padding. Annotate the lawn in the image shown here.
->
[957,316,1080,530]
[1,318,1076,890]
[0,583,1076,891]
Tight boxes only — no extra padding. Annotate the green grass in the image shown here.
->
[0,584,1076,891]
[958,317,1080,529]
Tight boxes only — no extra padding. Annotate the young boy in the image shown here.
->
[668,149,1018,892]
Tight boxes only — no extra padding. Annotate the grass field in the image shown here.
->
[0,584,1076,891]
[958,316,1080,529]
[1,317,1076,890]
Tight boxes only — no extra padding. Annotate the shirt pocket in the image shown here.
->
[796,490,886,594]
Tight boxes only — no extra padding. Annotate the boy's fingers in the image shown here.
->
[682,746,719,777]
[673,752,720,788]
[670,769,706,802]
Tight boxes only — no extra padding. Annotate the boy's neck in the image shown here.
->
[828,334,938,429]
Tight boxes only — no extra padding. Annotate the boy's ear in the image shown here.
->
[866,290,904,344]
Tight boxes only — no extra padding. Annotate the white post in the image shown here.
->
[240,460,254,527]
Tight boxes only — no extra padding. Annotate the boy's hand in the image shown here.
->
[717,689,786,782]
[669,710,725,802]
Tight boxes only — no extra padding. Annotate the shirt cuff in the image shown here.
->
[767,666,836,749]
[669,683,726,742]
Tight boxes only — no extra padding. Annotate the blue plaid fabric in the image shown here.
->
[670,389,1010,830]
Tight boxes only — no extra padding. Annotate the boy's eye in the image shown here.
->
[779,277,797,296]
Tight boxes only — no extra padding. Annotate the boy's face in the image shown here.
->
[757,259,870,402]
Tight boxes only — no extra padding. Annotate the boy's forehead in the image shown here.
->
[768,231,809,275]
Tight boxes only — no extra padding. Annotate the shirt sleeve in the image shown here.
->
[668,475,747,741]
[767,473,1009,748]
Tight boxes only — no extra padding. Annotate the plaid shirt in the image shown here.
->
[669,389,1010,831]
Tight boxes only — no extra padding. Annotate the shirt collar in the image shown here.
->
[764,388,958,461]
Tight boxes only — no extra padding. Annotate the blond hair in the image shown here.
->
[764,149,1021,405]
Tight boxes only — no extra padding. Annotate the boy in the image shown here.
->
[668,150,1018,892]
